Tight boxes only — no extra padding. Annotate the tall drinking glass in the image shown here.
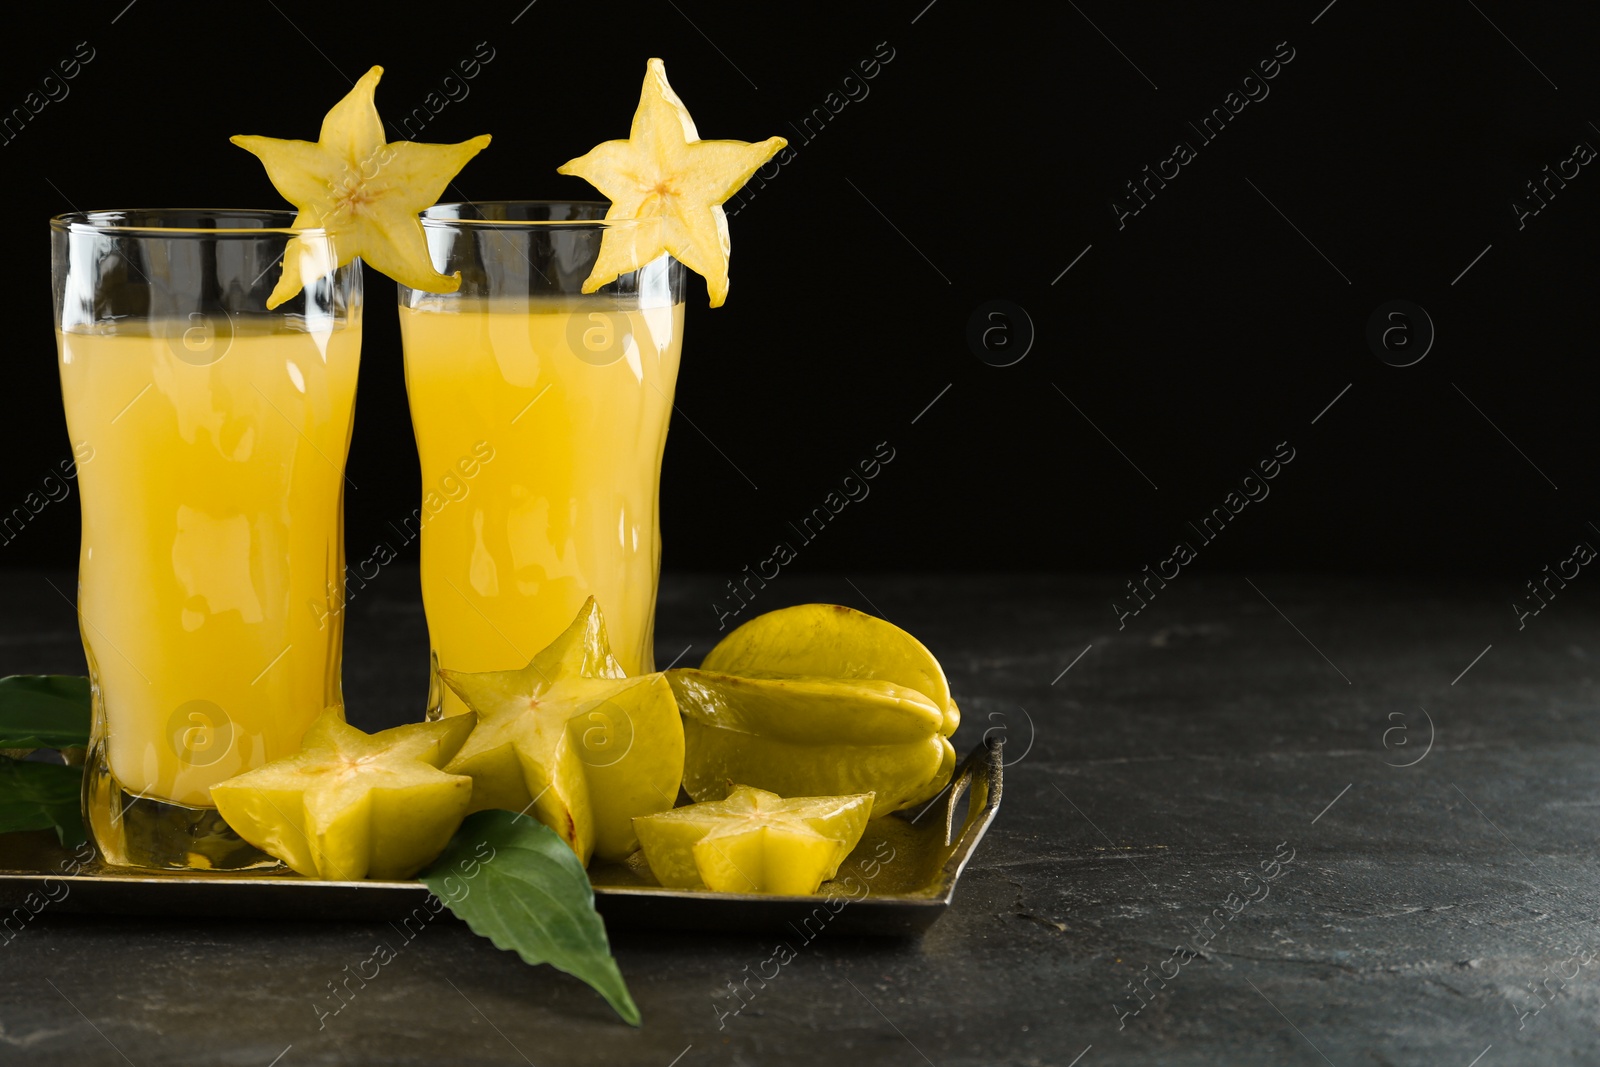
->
[398,202,685,716]
[52,210,362,869]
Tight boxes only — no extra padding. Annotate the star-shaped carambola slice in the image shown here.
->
[209,709,475,881]
[439,598,685,866]
[557,58,786,307]
[633,786,873,895]
[231,65,491,308]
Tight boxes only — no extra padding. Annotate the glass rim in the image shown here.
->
[419,201,634,230]
[50,209,328,238]
[51,202,638,236]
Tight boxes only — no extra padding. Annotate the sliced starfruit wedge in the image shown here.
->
[440,598,684,865]
[634,785,872,894]
[232,65,491,308]
[670,605,960,815]
[210,709,474,880]
[558,58,786,307]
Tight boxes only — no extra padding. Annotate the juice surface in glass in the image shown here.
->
[400,296,682,712]
[58,322,360,808]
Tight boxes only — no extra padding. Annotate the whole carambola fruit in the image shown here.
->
[669,604,959,815]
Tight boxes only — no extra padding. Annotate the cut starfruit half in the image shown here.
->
[558,58,785,307]
[440,598,684,865]
[232,65,491,308]
[209,709,475,880]
[634,786,873,894]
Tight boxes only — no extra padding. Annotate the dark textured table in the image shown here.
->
[3,569,1597,1066]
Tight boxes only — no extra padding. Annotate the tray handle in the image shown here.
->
[943,737,1004,848]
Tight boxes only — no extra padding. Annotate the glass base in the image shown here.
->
[83,740,279,871]
[425,648,444,721]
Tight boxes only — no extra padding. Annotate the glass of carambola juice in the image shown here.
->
[52,210,361,869]
[399,202,684,716]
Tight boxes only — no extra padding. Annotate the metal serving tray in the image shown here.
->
[0,740,1002,936]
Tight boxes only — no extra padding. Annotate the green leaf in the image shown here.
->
[0,756,86,846]
[0,675,91,750]
[421,810,640,1026]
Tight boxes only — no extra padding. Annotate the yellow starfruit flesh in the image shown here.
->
[231,65,491,308]
[209,709,475,880]
[440,598,685,865]
[633,785,872,894]
[557,58,785,307]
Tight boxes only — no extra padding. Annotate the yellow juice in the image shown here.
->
[399,297,682,712]
[57,321,360,807]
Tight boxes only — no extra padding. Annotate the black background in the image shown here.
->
[6,0,1597,594]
